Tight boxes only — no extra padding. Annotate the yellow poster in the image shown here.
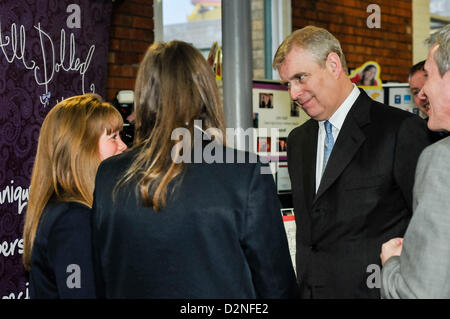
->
[349,61,382,89]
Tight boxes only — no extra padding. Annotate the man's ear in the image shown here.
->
[325,52,343,79]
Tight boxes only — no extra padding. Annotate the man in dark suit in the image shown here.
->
[272,26,433,298]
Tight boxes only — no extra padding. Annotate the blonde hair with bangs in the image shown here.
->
[23,93,123,271]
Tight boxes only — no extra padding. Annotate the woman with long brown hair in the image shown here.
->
[23,93,127,298]
[91,41,298,298]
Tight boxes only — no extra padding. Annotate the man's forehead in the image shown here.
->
[410,71,425,83]
[284,46,315,63]
[425,44,439,70]
[280,47,319,72]
[424,58,431,72]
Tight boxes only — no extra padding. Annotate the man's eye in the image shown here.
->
[297,74,306,81]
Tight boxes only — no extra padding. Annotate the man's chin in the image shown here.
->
[310,114,327,121]
[427,117,442,132]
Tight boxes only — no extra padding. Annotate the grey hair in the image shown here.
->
[425,24,450,77]
[273,25,348,74]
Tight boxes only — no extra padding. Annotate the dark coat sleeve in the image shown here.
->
[241,162,299,298]
[91,162,110,299]
[47,206,96,298]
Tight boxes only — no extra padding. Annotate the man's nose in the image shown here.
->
[289,82,304,101]
[418,87,427,101]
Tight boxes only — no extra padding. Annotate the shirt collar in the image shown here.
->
[320,84,360,130]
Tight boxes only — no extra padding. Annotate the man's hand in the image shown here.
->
[381,238,404,266]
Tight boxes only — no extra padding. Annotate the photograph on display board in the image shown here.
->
[253,112,259,128]
[252,80,310,156]
[259,92,273,109]
[349,61,383,89]
[290,100,299,117]
[257,137,271,153]
[276,137,287,152]
[277,162,291,193]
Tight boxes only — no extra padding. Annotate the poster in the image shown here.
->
[252,80,309,159]
[349,61,382,89]
[276,162,291,193]
[0,0,112,298]
[281,208,296,276]
[349,61,384,103]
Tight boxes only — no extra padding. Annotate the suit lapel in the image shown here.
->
[302,121,318,208]
[313,90,371,204]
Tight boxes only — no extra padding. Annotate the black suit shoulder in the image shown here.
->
[288,118,317,142]
[368,100,431,146]
[351,90,421,126]
[96,147,139,181]
[97,144,265,184]
[38,201,91,236]
[370,99,423,123]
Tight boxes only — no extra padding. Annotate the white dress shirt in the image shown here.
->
[315,85,360,192]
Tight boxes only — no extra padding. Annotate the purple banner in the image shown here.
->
[0,0,112,298]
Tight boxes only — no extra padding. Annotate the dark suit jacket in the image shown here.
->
[424,117,449,142]
[29,201,96,299]
[91,146,298,298]
[287,89,433,299]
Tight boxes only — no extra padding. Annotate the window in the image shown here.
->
[430,0,450,31]
[154,0,222,57]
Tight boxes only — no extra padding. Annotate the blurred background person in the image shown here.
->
[408,60,429,117]
[22,94,127,298]
[91,40,298,299]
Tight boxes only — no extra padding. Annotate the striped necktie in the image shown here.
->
[323,120,334,173]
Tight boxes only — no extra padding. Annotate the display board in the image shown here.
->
[252,80,309,185]
[252,80,309,275]
[0,0,112,298]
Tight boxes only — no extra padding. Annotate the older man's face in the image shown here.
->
[278,46,337,121]
[420,45,450,131]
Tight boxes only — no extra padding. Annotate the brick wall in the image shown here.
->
[106,1,413,98]
[106,0,154,102]
[106,1,267,101]
[291,0,412,83]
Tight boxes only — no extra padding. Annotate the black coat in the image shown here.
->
[91,146,298,298]
[29,201,96,299]
[287,89,434,298]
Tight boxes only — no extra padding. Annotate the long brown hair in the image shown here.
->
[23,93,123,271]
[116,40,225,210]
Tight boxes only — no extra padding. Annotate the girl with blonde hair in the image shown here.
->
[23,93,127,298]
